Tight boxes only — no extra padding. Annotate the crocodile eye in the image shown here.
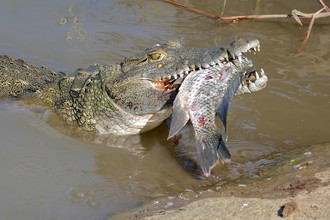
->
[149,53,162,61]
[148,49,166,62]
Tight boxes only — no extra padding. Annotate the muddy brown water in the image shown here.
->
[0,0,329,219]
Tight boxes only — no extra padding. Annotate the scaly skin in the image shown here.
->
[0,39,267,136]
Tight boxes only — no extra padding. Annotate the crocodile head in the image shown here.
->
[107,38,260,116]
[89,39,259,135]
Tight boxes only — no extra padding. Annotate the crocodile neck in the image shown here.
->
[54,63,172,135]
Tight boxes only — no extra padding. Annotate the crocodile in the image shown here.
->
[0,39,267,137]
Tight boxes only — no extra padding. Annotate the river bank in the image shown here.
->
[111,143,330,219]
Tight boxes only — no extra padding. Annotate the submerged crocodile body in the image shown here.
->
[0,39,266,136]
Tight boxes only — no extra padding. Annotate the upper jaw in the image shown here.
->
[149,38,261,92]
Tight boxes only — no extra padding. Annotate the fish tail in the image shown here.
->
[196,132,231,177]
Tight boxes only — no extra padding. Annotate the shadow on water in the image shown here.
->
[0,0,329,219]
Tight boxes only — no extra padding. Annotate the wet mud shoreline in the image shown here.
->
[111,143,330,219]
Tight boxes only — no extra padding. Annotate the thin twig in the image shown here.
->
[318,0,330,12]
[301,8,325,50]
[219,0,227,18]
[220,11,330,22]
[159,0,219,19]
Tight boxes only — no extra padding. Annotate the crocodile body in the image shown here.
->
[0,39,267,136]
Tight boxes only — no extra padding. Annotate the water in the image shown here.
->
[0,105,141,220]
[0,0,329,219]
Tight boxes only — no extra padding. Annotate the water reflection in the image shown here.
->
[0,105,140,219]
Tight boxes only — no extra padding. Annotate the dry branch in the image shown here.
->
[318,0,330,12]
[220,11,330,22]
[301,8,325,50]
[159,0,220,19]
[159,0,330,48]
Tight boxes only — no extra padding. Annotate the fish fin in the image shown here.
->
[195,132,231,176]
[168,100,190,139]
[216,74,242,134]
[216,94,230,134]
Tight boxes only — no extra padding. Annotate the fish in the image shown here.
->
[168,55,257,176]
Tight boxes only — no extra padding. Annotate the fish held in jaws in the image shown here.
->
[168,63,249,176]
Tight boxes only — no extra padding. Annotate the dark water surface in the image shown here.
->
[0,0,329,219]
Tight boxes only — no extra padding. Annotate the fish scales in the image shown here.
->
[168,57,255,176]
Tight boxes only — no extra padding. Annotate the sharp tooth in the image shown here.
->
[189,65,196,71]
[174,77,183,84]
[209,61,215,66]
[255,71,260,79]
[242,84,251,93]
[248,49,251,52]
[237,56,241,63]
[253,52,257,55]
[253,47,257,52]
[202,63,210,68]
[179,73,184,78]
[260,68,265,76]
[173,74,178,79]
[257,46,260,52]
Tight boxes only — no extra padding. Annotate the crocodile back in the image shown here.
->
[0,55,64,105]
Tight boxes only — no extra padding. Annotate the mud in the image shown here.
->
[111,143,330,219]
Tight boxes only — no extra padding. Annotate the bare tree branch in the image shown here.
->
[159,0,330,48]
[301,8,325,50]
[318,0,330,12]
[220,11,330,22]
[159,0,219,19]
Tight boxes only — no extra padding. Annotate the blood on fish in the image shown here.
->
[204,75,213,80]
[172,134,182,145]
[173,138,179,145]
[198,115,206,127]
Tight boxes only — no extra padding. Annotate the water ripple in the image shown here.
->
[9,156,52,181]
